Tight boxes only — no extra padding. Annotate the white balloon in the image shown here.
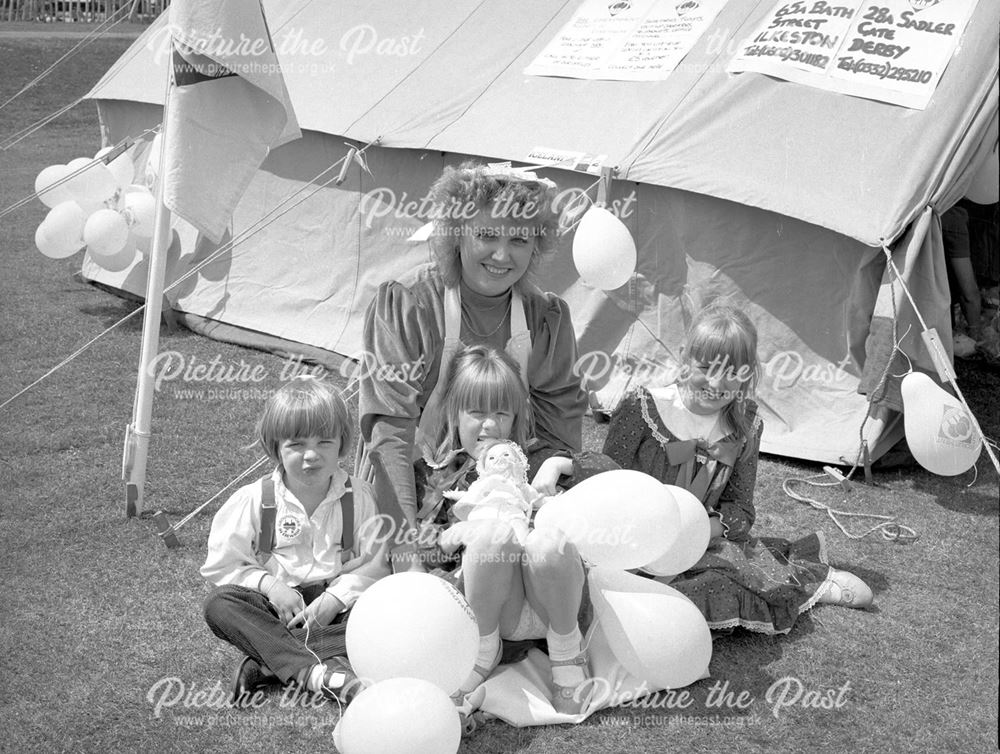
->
[345,573,479,695]
[64,156,118,205]
[534,470,680,570]
[131,232,152,256]
[95,145,136,188]
[123,188,157,238]
[35,164,73,208]
[35,201,87,258]
[84,209,130,257]
[572,206,637,291]
[89,239,136,272]
[337,678,461,754]
[34,223,77,260]
[589,567,712,690]
[901,372,981,476]
[641,485,711,577]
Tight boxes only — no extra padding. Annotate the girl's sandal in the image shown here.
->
[450,645,500,736]
[550,652,592,716]
[459,709,488,737]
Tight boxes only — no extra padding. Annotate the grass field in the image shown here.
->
[1,27,998,754]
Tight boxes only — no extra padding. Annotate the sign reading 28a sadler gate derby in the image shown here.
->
[525,0,727,81]
[726,0,980,110]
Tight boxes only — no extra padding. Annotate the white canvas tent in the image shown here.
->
[83,0,999,465]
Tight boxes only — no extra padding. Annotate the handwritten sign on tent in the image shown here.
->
[525,0,727,81]
[727,0,980,110]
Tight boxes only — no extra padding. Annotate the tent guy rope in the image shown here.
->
[0,0,135,114]
[881,242,1000,477]
[0,145,365,413]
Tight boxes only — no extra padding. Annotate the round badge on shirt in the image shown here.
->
[277,514,303,541]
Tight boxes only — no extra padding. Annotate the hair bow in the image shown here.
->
[482,162,557,189]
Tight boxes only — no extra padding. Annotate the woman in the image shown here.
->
[357,164,594,721]
[357,162,588,560]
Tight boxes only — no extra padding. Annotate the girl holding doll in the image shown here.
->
[418,344,615,723]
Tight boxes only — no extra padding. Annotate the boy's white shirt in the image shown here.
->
[200,467,389,610]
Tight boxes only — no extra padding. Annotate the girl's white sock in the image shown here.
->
[547,625,584,686]
[306,662,327,693]
[476,627,501,669]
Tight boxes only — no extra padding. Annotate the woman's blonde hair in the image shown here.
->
[256,376,353,467]
[684,305,760,451]
[434,345,532,463]
[428,161,561,293]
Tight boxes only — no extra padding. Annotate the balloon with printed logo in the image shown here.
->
[588,567,711,690]
[95,145,135,189]
[35,200,87,258]
[901,372,981,476]
[64,156,118,208]
[123,186,157,238]
[572,206,636,290]
[346,572,478,695]
[640,485,711,578]
[35,164,74,208]
[534,470,680,570]
[334,677,460,754]
[84,208,130,258]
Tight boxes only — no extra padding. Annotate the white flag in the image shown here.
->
[163,0,300,242]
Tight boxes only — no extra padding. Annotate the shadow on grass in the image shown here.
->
[830,562,890,605]
[77,300,145,330]
[927,473,1000,517]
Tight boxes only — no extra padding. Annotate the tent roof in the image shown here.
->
[89,0,999,246]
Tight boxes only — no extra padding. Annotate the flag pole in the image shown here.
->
[122,56,174,518]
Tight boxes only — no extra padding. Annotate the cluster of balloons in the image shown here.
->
[335,471,713,746]
[33,145,156,272]
[572,205,637,291]
[335,572,479,754]
[535,469,713,692]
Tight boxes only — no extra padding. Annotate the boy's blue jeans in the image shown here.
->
[203,583,350,685]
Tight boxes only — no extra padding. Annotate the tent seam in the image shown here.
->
[619,0,771,182]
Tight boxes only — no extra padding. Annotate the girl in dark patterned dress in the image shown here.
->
[602,305,872,635]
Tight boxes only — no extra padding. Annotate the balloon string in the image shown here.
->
[781,476,918,543]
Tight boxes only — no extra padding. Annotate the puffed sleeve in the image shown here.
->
[601,390,645,470]
[716,410,762,542]
[524,292,587,454]
[199,484,269,589]
[358,273,444,529]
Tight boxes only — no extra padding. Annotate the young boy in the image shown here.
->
[201,376,390,705]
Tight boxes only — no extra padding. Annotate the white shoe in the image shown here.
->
[820,569,873,609]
